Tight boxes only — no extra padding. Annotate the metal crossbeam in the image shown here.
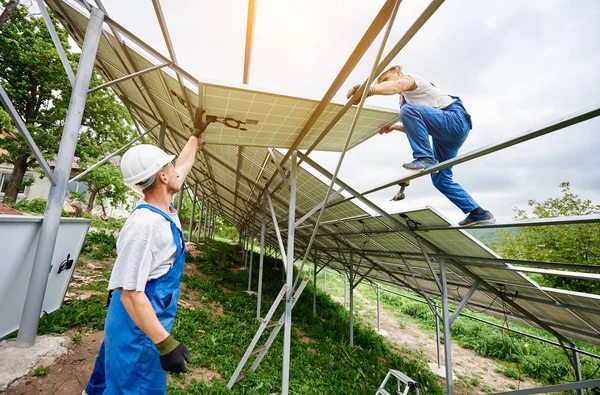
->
[449,279,480,326]
[0,84,56,186]
[88,62,171,93]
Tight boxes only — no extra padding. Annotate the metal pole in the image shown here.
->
[440,258,454,394]
[0,84,56,186]
[196,196,204,242]
[176,185,185,216]
[69,127,154,183]
[377,284,381,332]
[203,203,209,239]
[157,123,166,149]
[88,62,171,94]
[17,7,104,346]
[281,150,297,395]
[573,346,584,395]
[248,234,255,291]
[349,251,354,347]
[313,260,317,317]
[188,184,197,241]
[256,197,266,319]
[35,0,76,86]
[435,303,441,369]
[344,276,347,308]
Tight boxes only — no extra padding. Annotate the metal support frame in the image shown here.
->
[491,379,600,395]
[376,284,381,332]
[16,7,104,346]
[243,0,256,84]
[300,0,401,271]
[256,196,266,319]
[572,346,584,395]
[157,123,166,149]
[349,251,354,346]
[88,62,171,94]
[248,233,255,291]
[281,150,297,395]
[435,303,441,368]
[202,203,209,239]
[439,258,454,394]
[294,186,345,227]
[266,189,288,270]
[189,184,198,241]
[0,84,56,186]
[196,195,204,242]
[449,279,480,326]
[268,148,290,190]
[69,126,156,183]
[36,0,76,86]
[176,184,185,216]
[313,259,318,317]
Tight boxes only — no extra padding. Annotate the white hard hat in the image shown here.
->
[120,144,175,187]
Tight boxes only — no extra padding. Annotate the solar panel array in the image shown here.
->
[48,0,600,347]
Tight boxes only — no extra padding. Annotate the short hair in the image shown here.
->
[377,64,403,83]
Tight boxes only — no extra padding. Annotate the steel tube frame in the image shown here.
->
[196,194,204,242]
[0,84,56,186]
[256,196,266,319]
[157,123,166,149]
[573,347,584,395]
[435,302,441,369]
[242,0,256,84]
[439,258,454,394]
[266,190,288,269]
[449,279,480,326]
[17,7,104,346]
[176,184,185,215]
[88,62,171,94]
[248,233,255,291]
[69,126,156,183]
[188,184,198,241]
[360,105,600,198]
[418,213,600,231]
[491,379,600,395]
[36,0,76,85]
[300,0,401,269]
[376,284,381,332]
[294,186,345,227]
[349,251,355,346]
[281,150,297,395]
[268,148,290,191]
[313,259,317,317]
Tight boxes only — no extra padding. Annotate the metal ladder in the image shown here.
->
[376,369,420,395]
[226,276,310,389]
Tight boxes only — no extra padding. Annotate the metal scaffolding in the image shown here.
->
[2,1,599,395]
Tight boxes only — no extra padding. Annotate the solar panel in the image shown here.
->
[46,0,600,348]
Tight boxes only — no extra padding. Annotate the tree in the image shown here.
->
[0,3,136,207]
[498,182,600,294]
[0,0,19,30]
[0,2,70,203]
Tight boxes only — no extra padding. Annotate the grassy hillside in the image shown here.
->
[36,238,444,394]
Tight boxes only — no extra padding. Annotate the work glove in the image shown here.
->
[192,107,209,139]
[156,335,191,373]
[346,84,375,105]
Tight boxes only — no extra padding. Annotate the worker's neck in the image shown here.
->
[143,188,174,214]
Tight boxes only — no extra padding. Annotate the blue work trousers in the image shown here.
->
[400,97,479,213]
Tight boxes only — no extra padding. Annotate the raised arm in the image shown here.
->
[174,108,207,188]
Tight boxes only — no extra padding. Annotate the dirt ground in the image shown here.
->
[332,289,542,394]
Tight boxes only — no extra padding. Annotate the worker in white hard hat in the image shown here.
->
[84,109,208,395]
[347,65,496,227]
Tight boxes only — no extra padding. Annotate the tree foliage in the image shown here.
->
[0,2,136,209]
[498,182,600,294]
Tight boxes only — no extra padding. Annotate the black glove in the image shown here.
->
[156,335,191,373]
[192,108,210,138]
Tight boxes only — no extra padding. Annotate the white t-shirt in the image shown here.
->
[401,74,456,110]
[108,200,182,292]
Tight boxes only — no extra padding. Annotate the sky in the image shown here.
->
[77,0,600,223]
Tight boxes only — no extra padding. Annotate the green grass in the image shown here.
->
[307,267,600,391]
[37,237,445,394]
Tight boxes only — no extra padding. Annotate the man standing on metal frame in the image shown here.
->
[347,65,496,226]
[83,109,207,395]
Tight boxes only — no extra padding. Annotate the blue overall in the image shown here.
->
[85,204,186,395]
[400,96,479,213]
